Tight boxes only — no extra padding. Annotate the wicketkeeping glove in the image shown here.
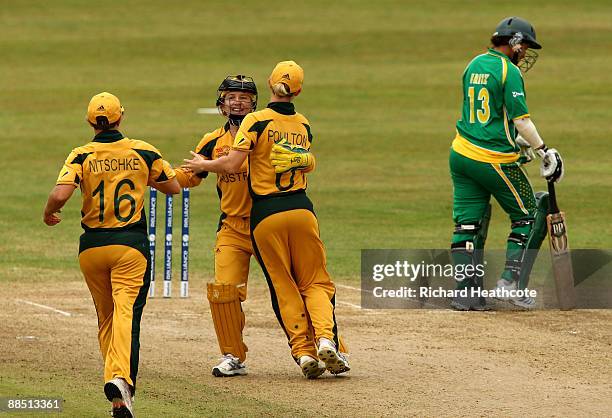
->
[270,141,313,174]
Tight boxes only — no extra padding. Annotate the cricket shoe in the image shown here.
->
[332,352,351,375]
[450,295,489,311]
[510,295,536,310]
[317,338,350,375]
[493,279,516,301]
[104,378,134,418]
[212,354,247,377]
[299,355,326,379]
[495,279,536,309]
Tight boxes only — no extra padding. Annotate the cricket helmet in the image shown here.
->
[216,75,258,110]
[493,16,542,49]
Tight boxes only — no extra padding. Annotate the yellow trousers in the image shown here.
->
[211,215,347,360]
[251,209,338,359]
[215,216,253,301]
[79,245,149,391]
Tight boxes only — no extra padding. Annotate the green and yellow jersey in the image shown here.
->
[175,122,251,227]
[233,102,313,198]
[56,130,175,253]
[453,48,530,163]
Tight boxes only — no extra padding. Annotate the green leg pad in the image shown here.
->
[518,191,549,289]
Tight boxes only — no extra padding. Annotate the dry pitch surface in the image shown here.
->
[2,279,611,417]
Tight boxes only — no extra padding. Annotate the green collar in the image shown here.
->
[93,130,124,143]
[267,102,296,115]
[487,48,511,61]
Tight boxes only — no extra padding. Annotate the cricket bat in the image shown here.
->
[546,181,576,310]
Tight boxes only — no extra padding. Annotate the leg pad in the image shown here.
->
[207,283,248,362]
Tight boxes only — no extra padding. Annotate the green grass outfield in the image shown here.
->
[2,0,612,282]
[1,1,612,415]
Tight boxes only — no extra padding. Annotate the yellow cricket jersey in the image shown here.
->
[56,130,175,253]
[233,102,313,198]
[232,102,316,230]
[174,122,251,229]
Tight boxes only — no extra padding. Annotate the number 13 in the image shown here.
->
[468,86,490,124]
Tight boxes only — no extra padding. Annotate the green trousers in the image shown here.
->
[449,149,537,284]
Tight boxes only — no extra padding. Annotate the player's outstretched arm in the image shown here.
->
[150,178,180,195]
[43,184,76,226]
[182,150,247,175]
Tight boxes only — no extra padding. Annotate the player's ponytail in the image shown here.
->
[89,115,119,131]
[271,82,292,98]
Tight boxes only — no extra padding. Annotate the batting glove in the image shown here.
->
[515,135,536,164]
[537,146,564,183]
[270,141,313,174]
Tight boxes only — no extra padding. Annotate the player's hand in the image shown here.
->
[43,211,62,226]
[515,135,530,148]
[516,135,535,164]
[270,141,313,174]
[538,147,564,183]
[174,166,194,174]
[182,151,207,174]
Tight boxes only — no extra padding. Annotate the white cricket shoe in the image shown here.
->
[494,279,516,301]
[317,338,350,375]
[104,378,134,418]
[212,354,247,377]
[495,279,536,309]
[299,355,326,379]
[333,352,351,375]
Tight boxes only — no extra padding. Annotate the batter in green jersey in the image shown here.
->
[449,17,565,310]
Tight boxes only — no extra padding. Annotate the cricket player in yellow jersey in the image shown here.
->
[43,92,179,417]
[183,61,350,379]
[174,75,259,377]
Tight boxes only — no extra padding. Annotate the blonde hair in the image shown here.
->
[271,82,292,97]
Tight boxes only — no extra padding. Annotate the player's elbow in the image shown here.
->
[304,154,316,173]
[224,160,242,174]
[513,116,531,128]
[168,180,181,194]
[156,178,181,195]
[50,184,76,204]
[222,151,247,174]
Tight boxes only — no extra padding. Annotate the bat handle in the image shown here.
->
[547,181,560,214]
